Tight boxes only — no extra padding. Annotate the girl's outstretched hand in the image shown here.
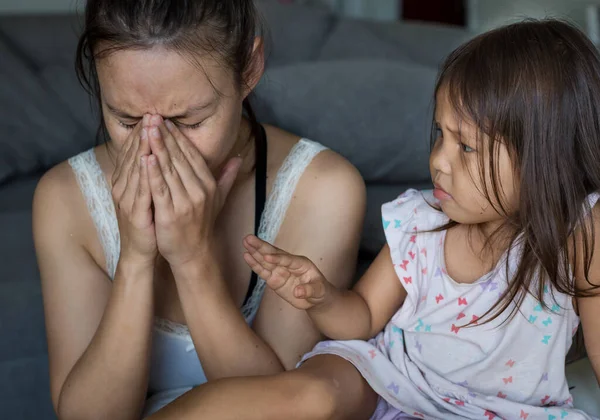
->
[243,235,332,310]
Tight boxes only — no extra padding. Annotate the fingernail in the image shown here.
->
[150,127,160,138]
[165,120,174,130]
[149,155,158,166]
[140,156,146,165]
[143,114,150,126]
[141,128,148,141]
[151,115,163,125]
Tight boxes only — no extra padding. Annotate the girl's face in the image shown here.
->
[96,46,253,172]
[429,88,518,226]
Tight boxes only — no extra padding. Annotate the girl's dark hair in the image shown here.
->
[432,19,600,326]
[75,0,264,145]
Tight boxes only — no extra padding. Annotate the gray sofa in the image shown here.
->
[1,1,597,419]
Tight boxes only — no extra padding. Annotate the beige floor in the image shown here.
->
[567,357,600,416]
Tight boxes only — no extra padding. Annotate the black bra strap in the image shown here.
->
[243,125,268,307]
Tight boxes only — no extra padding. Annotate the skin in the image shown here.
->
[183,86,599,420]
[33,42,366,420]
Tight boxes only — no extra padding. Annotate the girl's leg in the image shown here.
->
[149,354,378,420]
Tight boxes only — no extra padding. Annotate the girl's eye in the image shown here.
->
[461,143,475,153]
[118,121,137,130]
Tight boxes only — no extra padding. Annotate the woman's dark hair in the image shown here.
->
[431,19,600,328]
[75,0,264,145]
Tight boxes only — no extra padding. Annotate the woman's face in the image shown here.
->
[96,46,249,171]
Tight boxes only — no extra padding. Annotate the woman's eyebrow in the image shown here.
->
[105,101,214,120]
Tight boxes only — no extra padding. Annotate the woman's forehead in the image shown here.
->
[96,46,231,114]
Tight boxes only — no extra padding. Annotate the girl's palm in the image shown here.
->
[243,235,328,310]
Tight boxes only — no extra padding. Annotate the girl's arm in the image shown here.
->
[574,205,600,385]
[245,239,407,341]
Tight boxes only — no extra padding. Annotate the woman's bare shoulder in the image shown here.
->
[263,123,364,195]
[33,159,92,249]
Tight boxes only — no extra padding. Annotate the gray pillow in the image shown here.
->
[0,39,96,184]
[257,0,334,67]
[319,20,472,69]
[253,59,437,183]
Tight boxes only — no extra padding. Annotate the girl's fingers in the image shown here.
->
[132,155,152,222]
[244,235,282,255]
[246,247,277,272]
[264,253,305,270]
[243,235,307,271]
[147,154,174,213]
[294,282,325,300]
[243,252,272,281]
[148,126,188,203]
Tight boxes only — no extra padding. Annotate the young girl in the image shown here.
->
[243,19,600,419]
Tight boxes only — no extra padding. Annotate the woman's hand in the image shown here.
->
[112,116,157,267]
[243,235,333,310]
[145,115,242,267]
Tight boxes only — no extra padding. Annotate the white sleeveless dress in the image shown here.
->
[302,189,599,420]
[68,139,327,416]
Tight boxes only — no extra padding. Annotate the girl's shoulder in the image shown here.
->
[382,189,447,233]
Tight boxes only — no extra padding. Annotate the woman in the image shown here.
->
[33,0,365,418]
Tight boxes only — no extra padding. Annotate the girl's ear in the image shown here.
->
[242,37,265,98]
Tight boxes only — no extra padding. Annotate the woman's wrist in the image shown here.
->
[170,248,221,288]
[116,256,155,282]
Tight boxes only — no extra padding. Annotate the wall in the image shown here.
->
[467,0,593,32]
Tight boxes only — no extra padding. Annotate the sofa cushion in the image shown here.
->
[0,174,42,212]
[257,0,334,67]
[0,36,96,185]
[0,211,47,362]
[319,20,472,68]
[253,60,436,183]
[0,356,54,420]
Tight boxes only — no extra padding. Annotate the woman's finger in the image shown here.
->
[119,155,142,215]
[157,122,204,196]
[165,119,213,182]
[132,155,152,225]
[147,154,174,214]
[148,125,188,203]
[112,127,143,202]
[113,120,144,185]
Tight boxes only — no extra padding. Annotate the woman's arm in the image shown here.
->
[34,166,155,420]
[169,150,368,377]
[145,117,368,378]
[574,204,600,385]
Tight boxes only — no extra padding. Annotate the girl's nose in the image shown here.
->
[431,141,452,175]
